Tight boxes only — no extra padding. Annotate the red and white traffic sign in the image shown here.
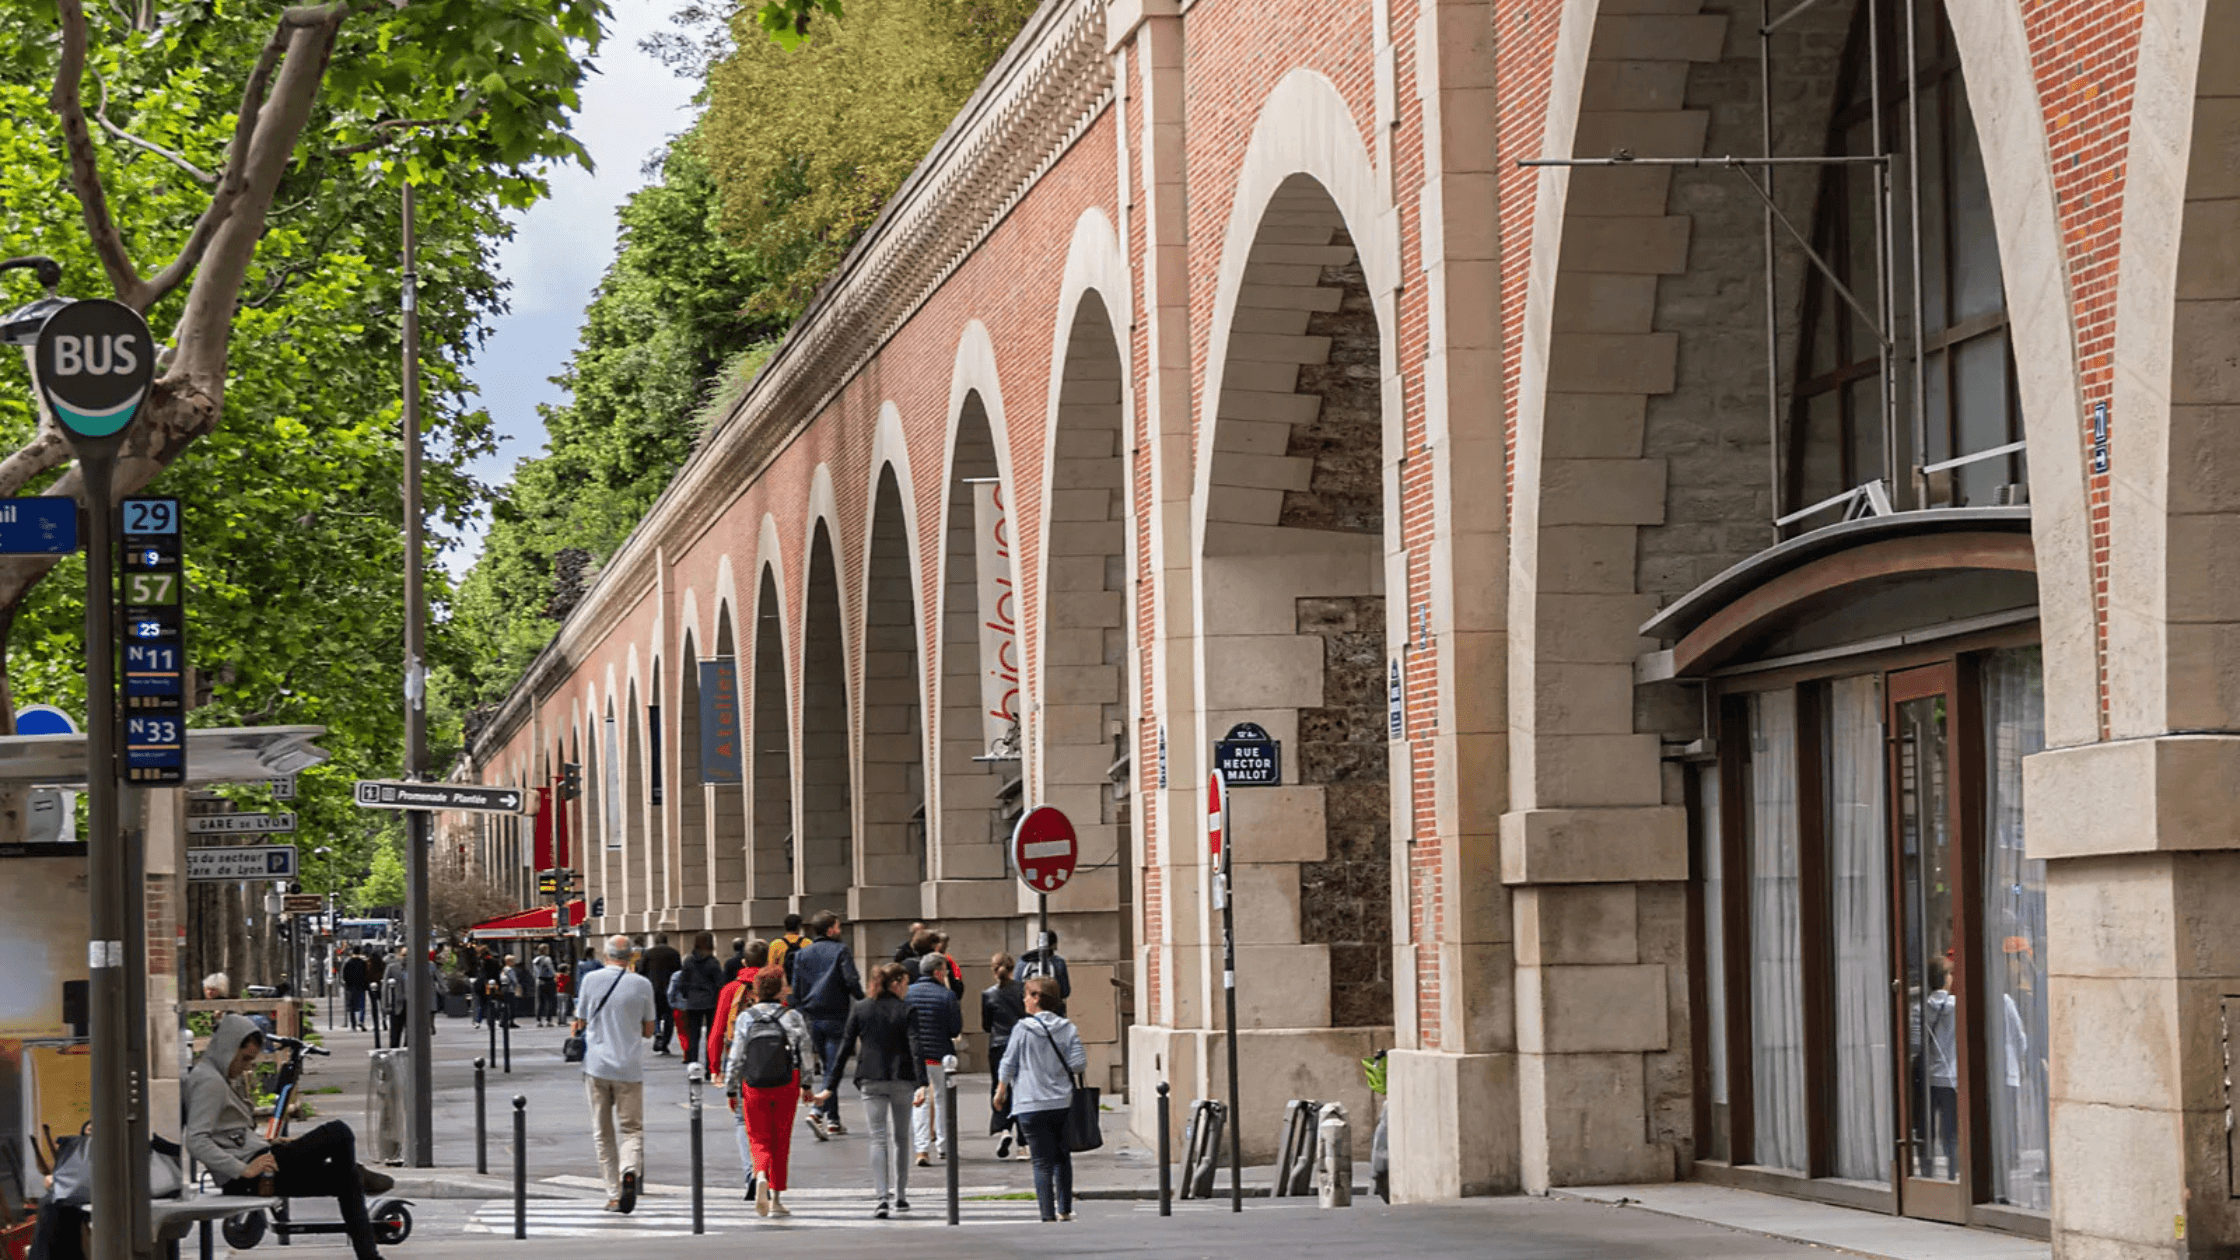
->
[1011,805,1078,893]
[1208,769,1228,862]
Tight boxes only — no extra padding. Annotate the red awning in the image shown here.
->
[465,900,586,941]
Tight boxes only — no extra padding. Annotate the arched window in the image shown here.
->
[1788,0,2021,519]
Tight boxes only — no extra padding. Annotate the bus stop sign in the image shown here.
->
[1010,805,1078,893]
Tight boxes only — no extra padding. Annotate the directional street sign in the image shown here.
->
[186,844,298,881]
[0,499,76,555]
[186,812,296,836]
[281,894,325,915]
[354,780,528,814]
[188,777,295,801]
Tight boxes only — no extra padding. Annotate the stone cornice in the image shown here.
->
[473,0,1115,762]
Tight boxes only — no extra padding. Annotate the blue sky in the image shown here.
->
[446,4,702,575]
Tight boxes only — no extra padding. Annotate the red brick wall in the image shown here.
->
[2023,0,2142,737]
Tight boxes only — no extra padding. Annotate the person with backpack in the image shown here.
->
[724,965,818,1218]
[907,953,964,1166]
[767,914,809,986]
[1018,929,1071,1001]
[789,910,863,1137]
[532,947,559,1026]
[981,952,1026,1158]
[711,940,771,1076]
[995,975,1088,1223]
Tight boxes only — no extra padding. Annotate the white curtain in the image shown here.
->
[1748,690,1808,1171]
[1982,648,2050,1209]
[1700,765,1728,1117]
[1826,676,1893,1182]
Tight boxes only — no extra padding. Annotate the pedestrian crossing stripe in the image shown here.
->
[465,1198,1048,1235]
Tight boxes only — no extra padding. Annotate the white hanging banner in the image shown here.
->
[971,480,1022,753]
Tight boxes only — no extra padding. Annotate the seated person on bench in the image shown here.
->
[182,1015,394,1259]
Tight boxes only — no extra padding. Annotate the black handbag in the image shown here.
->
[1025,1018,1102,1152]
[565,971,617,1063]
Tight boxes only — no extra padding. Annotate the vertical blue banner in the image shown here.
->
[698,658,743,784]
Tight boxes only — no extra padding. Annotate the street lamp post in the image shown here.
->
[399,182,435,1167]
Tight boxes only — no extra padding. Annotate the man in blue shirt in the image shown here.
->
[788,910,863,1137]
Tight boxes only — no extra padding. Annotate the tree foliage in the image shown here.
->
[0,2,604,895]
[446,0,1036,712]
[697,0,1040,320]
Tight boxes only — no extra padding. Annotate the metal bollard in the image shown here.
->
[1274,1099,1321,1197]
[474,1057,489,1175]
[943,1053,960,1225]
[1316,1102,1351,1208]
[688,1062,706,1235]
[503,1018,512,1074]
[512,1095,528,1238]
[488,1004,499,1065]
[1157,1082,1172,1216]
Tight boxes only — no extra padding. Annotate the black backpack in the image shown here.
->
[737,1008,799,1089]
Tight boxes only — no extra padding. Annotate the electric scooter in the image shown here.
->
[219,1035,412,1248]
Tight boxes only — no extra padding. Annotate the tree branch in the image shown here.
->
[51,0,145,303]
[327,114,481,157]
[94,71,217,185]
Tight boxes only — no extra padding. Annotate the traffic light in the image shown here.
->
[559,762,581,800]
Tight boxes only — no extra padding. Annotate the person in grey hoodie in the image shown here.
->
[184,1014,391,1259]
[994,976,1087,1222]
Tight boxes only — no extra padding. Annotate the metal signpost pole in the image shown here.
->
[81,448,135,1256]
[1213,770,1242,1213]
[26,291,157,1260]
[400,181,436,1168]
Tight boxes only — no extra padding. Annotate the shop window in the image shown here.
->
[1745,690,1808,1171]
[1981,647,2049,1210]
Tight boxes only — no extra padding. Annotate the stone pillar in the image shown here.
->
[1382,0,1515,1203]
[2028,737,2240,1259]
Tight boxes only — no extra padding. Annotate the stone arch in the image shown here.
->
[625,672,659,927]
[936,322,1020,889]
[1193,156,1399,1061]
[674,589,709,923]
[2104,0,2232,738]
[749,561,795,919]
[799,516,856,909]
[859,454,929,913]
[1036,285,1133,950]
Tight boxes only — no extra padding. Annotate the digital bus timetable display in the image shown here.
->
[120,496,185,783]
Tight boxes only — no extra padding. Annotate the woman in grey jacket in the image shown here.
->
[184,1014,390,1259]
[993,976,1087,1222]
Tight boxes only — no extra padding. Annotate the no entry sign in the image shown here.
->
[1011,805,1078,893]
[1208,770,1228,862]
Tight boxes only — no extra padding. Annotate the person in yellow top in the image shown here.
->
[767,914,810,987]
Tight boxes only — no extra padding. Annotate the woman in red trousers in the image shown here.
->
[723,964,820,1217]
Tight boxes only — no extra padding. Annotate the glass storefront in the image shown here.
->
[1694,645,2048,1228]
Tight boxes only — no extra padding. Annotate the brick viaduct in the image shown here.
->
[456,0,2240,1247]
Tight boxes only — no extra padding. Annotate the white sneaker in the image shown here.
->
[770,1193,790,1218]
[756,1180,772,1218]
[806,1113,830,1142]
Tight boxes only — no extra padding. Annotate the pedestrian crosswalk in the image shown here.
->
[465,1189,1048,1235]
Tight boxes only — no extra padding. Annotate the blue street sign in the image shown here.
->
[1214,721,1282,787]
[13,705,76,736]
[0,499,77,555]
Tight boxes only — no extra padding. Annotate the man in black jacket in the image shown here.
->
[637,934,683,1055]
[905,955,963,1165]
[790,911,863,1135]
[340,947,369,1031]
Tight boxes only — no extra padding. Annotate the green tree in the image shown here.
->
[0,2,603,847]
[697,0,1039,320]
[356,838,406,913]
